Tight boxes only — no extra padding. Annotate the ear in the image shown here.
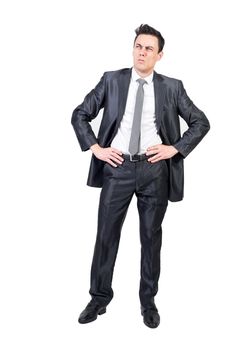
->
[157,51,164,61]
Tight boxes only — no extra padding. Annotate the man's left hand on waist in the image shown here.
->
[146,144,178,163]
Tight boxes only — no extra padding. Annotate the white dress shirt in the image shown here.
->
[111,68,162,154]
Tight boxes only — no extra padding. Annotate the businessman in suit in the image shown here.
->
[71,24,210,328]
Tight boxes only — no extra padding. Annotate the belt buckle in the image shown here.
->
[130,154,139,162]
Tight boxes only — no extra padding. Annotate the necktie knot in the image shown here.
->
[137,78,147,86]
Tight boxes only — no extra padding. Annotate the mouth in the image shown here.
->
[137,59,145,63]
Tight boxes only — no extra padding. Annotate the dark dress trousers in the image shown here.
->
[71,68,210,308]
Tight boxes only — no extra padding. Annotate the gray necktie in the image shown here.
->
[128,78,147,155]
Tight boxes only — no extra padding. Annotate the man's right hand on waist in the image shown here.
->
[90,144,124,167]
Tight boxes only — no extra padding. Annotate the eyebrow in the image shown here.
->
[135,43,154,50]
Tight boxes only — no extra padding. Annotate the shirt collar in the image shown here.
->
[131,67,154,84]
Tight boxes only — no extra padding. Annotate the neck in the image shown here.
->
[134,67,154,78]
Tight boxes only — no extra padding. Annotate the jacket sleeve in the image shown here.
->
[173,80,210,158]
[71,73,106,151]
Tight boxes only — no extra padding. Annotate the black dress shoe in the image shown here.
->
[78,300,106,324]
[141,308,160,328]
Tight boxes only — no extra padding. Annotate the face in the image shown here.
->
[133,34,163,77]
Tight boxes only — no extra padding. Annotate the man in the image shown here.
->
[71,24,210,328]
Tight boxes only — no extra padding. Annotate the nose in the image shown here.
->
[139,48,146,56]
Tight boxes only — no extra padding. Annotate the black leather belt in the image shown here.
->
[123,154,149,162]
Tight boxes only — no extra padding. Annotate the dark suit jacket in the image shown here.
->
[71,68,210,202]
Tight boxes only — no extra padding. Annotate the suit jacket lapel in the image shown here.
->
[153,71,166,133]
[119,68,132,117]
[111,68,132,139]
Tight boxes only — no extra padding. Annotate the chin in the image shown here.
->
[135,65,145,73]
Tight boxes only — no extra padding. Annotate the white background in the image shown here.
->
[1,0,233,349]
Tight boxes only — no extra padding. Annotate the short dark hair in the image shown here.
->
[134,24,165,53]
